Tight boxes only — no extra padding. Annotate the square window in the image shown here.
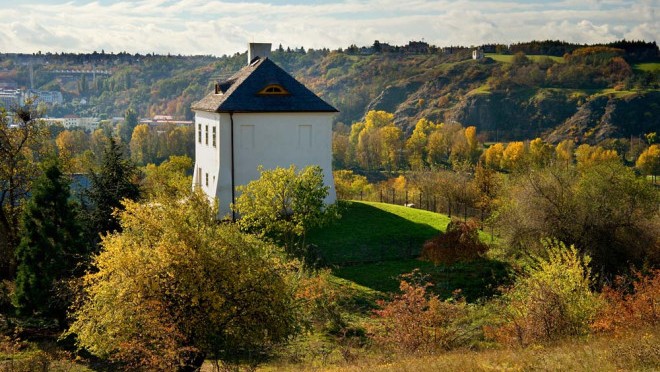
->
[212,126,217,147]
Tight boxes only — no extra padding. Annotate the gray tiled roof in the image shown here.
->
[192,57,338,113]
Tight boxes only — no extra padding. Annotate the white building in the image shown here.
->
[472,48,484,60]
[191,43,337,219]
[43,115,99,131]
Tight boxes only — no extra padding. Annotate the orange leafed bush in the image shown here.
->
[420,219,488,265]
[369,270,470,354]
[592,269,660,333]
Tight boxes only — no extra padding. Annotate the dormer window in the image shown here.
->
[258,84,289,95]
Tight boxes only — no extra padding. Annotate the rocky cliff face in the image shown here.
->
[364,81,659,143]
[546,92,660,144]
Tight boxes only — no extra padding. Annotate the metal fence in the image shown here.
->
[341,188,484,222]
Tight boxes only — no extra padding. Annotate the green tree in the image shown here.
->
[0,105,49,279]
[86,137,140,246]
[67,192,299,370]
[233,165,336,260]
[14,160,85,319]
[119,107,138,144]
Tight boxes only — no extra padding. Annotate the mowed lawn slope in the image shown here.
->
[308,201,509,299]
[308,201,451,264]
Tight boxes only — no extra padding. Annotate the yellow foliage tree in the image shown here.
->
[555,139,575,165]
[333,169,372,199]
[406,118,438,169]
[67,192,299,370]
[528,138,554,168]
[575,144,619,169]
[483,143,504,170]
[379,125,403,172]
[636,144,660,183]
[501,141,527,171]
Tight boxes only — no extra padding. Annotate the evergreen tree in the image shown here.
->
[14,160,85,318]
[119,107,138,144]
[86,137,140,245]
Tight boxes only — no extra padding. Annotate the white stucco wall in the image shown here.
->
[192,111,221,207]
[193,110,336,219]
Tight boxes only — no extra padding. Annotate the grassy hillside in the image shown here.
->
[634,62,660,72]
[308,201,507,300]
[485,53,565,63]
[308,201,451,264]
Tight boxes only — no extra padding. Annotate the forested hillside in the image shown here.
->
[1,39,658,143]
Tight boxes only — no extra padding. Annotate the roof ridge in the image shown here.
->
[192,58,337,113]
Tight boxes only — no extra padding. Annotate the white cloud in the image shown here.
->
[0,0,656,55]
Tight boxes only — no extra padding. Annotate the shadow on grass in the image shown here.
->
[333,258,512,302]
[308,201,448,265]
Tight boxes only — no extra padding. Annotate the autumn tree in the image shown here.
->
[464,126,481,164]
[333,169,372,200]
[406,118,438,169]
[332,131,350,169]
[528,138,554,168]
[497,162,659,274]
[427,129,450,166]
[500,141,527,171]
[482,143,504,170]
[636,144,660,183]
[141,155,193,200]
[67,192,299,370]
[129,123,153,165]
[379,124,404,172]
[555,139,575,165]
[495,241,601,346]
[472,162,502,223]
[14,160,85,320]
[0,105,49,279]
[233,165,336,260]
[55,129,90,173]
[575,144,619,169]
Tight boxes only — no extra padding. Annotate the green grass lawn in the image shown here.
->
[308,201,451,264]
[485,53,564,63]
[333,258,510,301]
[308,201,508,301]
[634,62,660,72]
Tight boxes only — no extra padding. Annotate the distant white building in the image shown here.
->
[43,115,99,131]
[472,48,484,60]
[191,43,337,219]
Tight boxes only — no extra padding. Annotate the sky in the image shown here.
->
[0,0,657,56]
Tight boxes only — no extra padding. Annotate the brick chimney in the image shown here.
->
[247,43,271,65]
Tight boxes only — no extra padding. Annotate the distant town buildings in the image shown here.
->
[140,115,193,128]
[43,115,99,131]
[0,87,64,109]
[0,89,21,109]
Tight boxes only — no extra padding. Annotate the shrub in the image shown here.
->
[369,270,472,354]
[490,240,601,346]
[421,219,488,265]
[592,269,660,333]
